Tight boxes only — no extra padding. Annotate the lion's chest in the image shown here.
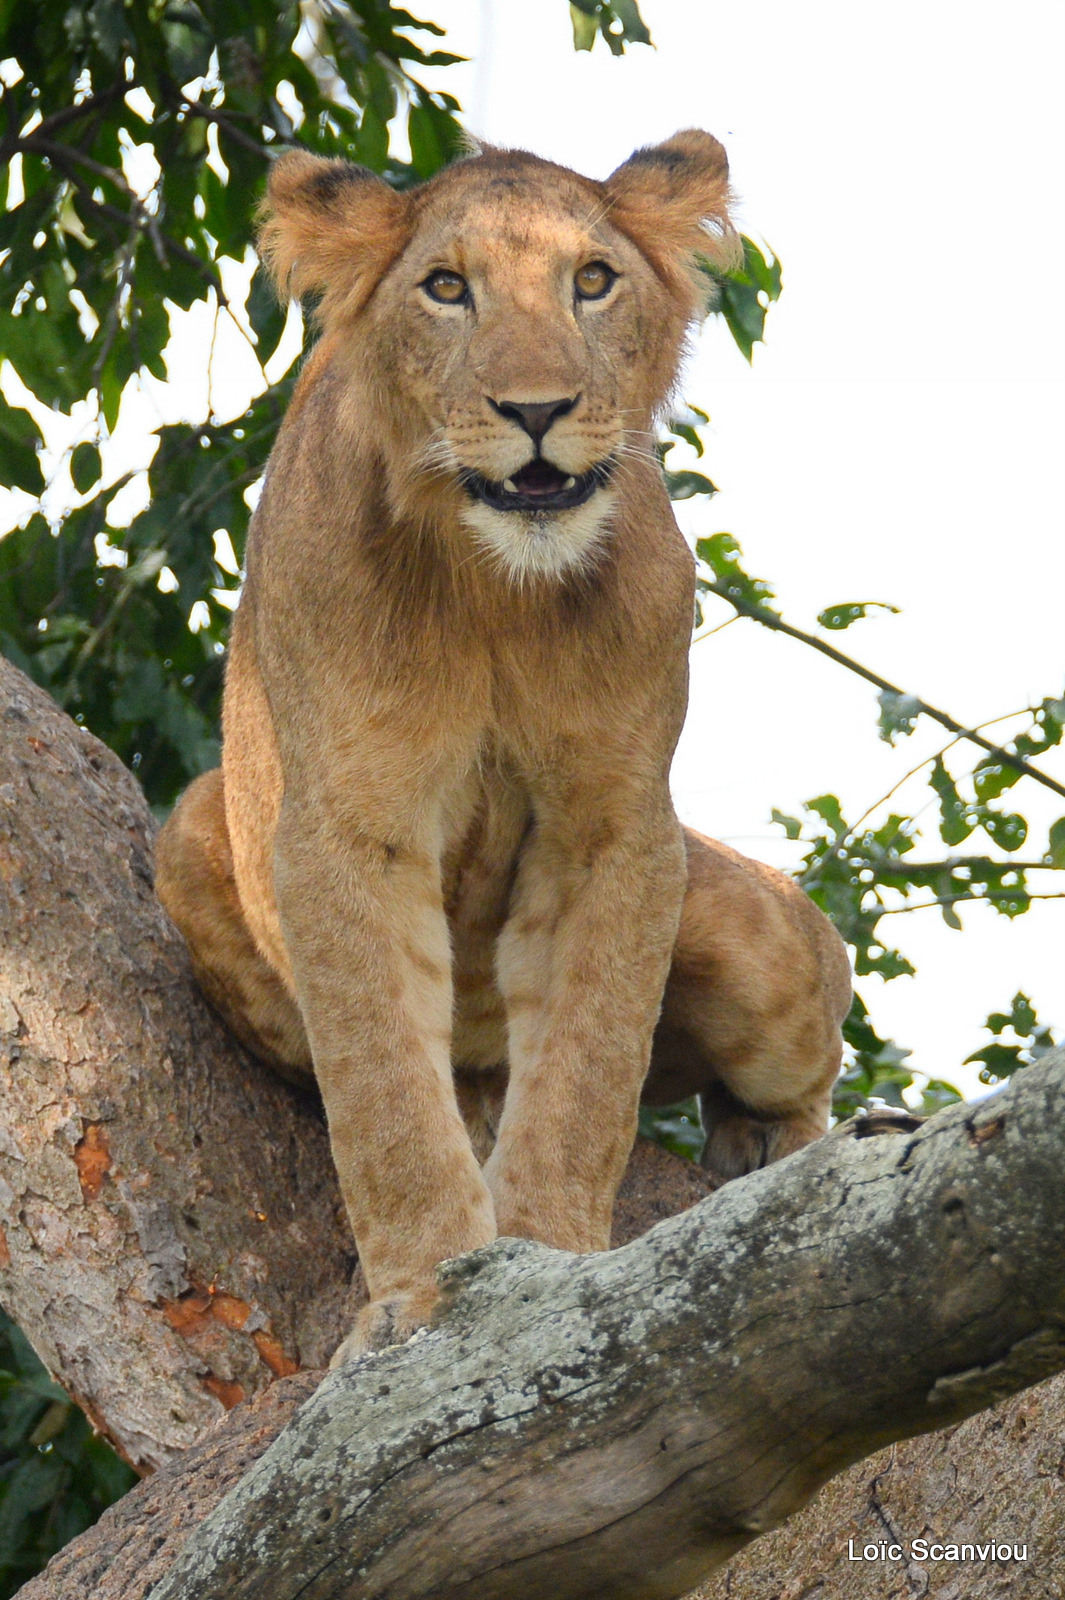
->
[440,766,531,1069]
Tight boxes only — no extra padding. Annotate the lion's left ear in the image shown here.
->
[604,130,740,299]
[258,152,412,323]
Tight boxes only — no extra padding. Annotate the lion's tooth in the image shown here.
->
[563,476,577,490]
[503,478,518,493]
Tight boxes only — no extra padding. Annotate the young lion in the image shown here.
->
[156,132,852,1365]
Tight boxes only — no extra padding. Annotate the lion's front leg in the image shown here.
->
[273,799,496,1363]
[484,790,687,1253]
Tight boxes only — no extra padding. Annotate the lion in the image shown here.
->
[155,131,852,1365]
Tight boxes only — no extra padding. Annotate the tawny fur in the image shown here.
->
[155,133,851,1364]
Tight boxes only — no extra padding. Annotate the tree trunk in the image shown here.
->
[0,657,362,1467]
[17,1049,1065,1600]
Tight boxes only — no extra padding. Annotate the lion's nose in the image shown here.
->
[489,396,578,447]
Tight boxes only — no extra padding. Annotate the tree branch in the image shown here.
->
[0,78,127,165]
[701,582,1065,801]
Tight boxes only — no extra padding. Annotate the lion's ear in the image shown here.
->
[258,152,411,322]
[604,130,741,299]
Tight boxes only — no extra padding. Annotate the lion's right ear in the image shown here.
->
[258,152,411,322]
[604,130,741,304]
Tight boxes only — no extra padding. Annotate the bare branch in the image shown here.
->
[701,581,1065,801]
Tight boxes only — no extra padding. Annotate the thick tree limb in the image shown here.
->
[39,1049,1059,1600]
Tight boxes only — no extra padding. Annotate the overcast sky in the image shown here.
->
[3,0,1062,1095]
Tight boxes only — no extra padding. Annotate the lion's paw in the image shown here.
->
[328,1289,439,1368]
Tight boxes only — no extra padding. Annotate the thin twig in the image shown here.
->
[20,134,134,193]
[867,860,1054,875]
[175,94,272,159]
[0,78,126,163]
[876,892,1064,915]
[701,580,1065,801]
[691,614,739,644]
[840,707,1038,843]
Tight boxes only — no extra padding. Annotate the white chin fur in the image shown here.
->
[461,489,617,583]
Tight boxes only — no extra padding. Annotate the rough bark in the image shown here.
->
[0,656,363,1468]
[691,1368,1065,1599]
[23,1049,1063,1600]
[22,1370,1065,1600]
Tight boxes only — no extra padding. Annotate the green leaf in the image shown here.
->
[706,236,783,362]
[665,468,718,501]
[1047,816,1065,868]
[611,0,653,46]
[357,102,390,172]
[407,99,460,179]
[980,808,1027,852]
[0,393,44,494]
[929,756,973,845]
[568,3,651,54]
[161,0,213,83]
[771,808,803,841]
[972,759,1021,802]
[806,793,845,833]
[665,419,705,457]
[1008,992,1038,1035]
[88,0,134,61]
[570,4,599,50]
[965,992,1058,1082]
[246,263,286,365]
[70,443,102,496]
[695,533,779,617]
[919,1079,964,1116]
[965,1040,1024,1080]
[817,600,900,631]
[638,1099,704,1162]
[877,689,922,743]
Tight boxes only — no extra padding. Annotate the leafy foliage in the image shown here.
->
[0,1308,136,1599]
[705,236,783,363]
[638,1099,705,1163]
[0,0,466,808]
[690,531,1063,1115]
[965,993,1059,1085]
[694,531,778,625]
[659,406,718,502]
[568,0,652,55]
[817,600,900,631]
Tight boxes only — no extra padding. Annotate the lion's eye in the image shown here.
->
[575,261,616,300]
[423,270,469,305]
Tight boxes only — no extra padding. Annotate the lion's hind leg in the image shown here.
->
[645,829,852,1184]
[155,769,313,1088]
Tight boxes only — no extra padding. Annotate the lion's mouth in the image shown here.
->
[461,458,613,514]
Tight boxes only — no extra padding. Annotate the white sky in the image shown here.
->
[3,0,1063,1095]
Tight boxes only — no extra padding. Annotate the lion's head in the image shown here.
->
[260,132,738,582]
